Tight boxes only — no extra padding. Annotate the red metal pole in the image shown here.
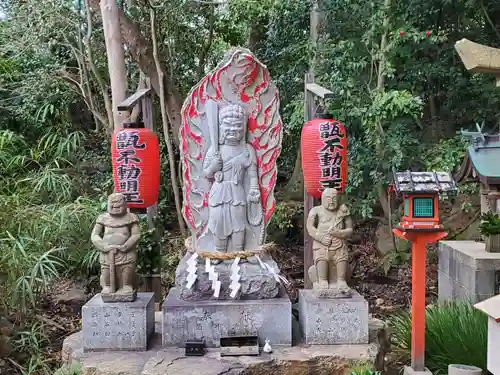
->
[411,237,426,371]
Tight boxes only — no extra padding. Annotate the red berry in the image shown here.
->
[425,31,431,37]
[399,31,405,37]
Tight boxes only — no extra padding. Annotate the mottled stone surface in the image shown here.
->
[64,332,377,375]
[82,293,155,351]
[162,287,291,347]
[298,289,369,345]
[438,241,500,303]
[175,252,281,300]
[102,291,138,303]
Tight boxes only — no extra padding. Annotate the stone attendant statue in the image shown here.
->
[91,193,140,302]
[307,188,353,298]
[175,48,284,300]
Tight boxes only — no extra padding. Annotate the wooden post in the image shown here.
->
[392,229,448,372]
[303,75,333,289]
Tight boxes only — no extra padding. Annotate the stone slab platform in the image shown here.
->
[62,331,377,375]
[438,241,500,303]
[298,289,369,345]
[162,288,292,347]
[82,292,155,352]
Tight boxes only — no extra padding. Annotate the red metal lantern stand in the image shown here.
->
[391,228,447,372]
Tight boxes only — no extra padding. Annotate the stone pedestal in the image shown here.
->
[438,241,500,303]
[82,292,155,351]
[162,287,292,347]
[298,289,369,345]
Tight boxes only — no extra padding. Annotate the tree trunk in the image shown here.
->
[99,0,128,130]
[149,3,187,236]
[88,0,183,144]
[284,0,322,201]
[373,0,392,220]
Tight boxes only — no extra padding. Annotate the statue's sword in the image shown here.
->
[108,249,116,293]
[206,99,222,182]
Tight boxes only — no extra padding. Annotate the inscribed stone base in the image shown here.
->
[82,292,154,351]
[438,241,500,303]
[162,287,292,347]
[403,366,433,375]
[298,289,369,345]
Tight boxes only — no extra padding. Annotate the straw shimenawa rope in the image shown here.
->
[184,237,276,260]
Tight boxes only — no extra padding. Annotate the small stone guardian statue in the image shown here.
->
[307,188,353,298]
[91,193,141,302]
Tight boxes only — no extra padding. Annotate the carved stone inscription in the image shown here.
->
[82,293,154,351]
[162,288,291,348]
[298,289,369,345]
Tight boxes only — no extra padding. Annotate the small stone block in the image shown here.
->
[82,292,154,351]
[298,289,369,345]
[403,366,433,375]
[101,290,137,303]
[162,288,292,347]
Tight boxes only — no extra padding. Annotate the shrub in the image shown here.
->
[390,300,487,374]
[479,211,500,236]
[349,361,380,375]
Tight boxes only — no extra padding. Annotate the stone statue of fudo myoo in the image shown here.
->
[307,188,353,298]
[91,193,140,302]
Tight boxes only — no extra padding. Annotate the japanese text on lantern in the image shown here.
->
[115,131,145,204]
[317,121,345,190]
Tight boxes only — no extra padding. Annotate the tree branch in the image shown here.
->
[197,2,215,79]
[84,0,114,131]
[88,0,183,144]
[149,1,186,235]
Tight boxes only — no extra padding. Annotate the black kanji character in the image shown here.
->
[321,166,342,179]
[319,122,331,139]
[119,180,139,192]
[117,165,141,180]
[319,152,333,167]
[319,138,344,153]
[330,166,341,179]
[320,178,343,189]
[116,131,146,150]
[319,122,330,131]
[122,192,144,204]
[329,122,344,138]
[116,149,141,165]
[331,151,343,166]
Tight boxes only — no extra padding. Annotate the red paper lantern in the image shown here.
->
[111,127,160,209]
[301,115,348,198]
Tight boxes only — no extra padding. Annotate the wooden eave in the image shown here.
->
[456,138,500,186]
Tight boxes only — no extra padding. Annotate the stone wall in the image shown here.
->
[438,241,500,303]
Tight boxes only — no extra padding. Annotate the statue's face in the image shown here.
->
[108,194,127,215]
[322,188,339,211]
[221,117,245,142]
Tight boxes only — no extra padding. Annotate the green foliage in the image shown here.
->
[53,363,81,375]
[422,135,468,173]
[479,211,500,236]
[390,301,488,374]
[350,369,380,375]
[379,242,411,275]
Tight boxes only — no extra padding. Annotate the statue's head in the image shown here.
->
[321,188,339,211]
[218,104,247,144]
[107,193,128,216]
